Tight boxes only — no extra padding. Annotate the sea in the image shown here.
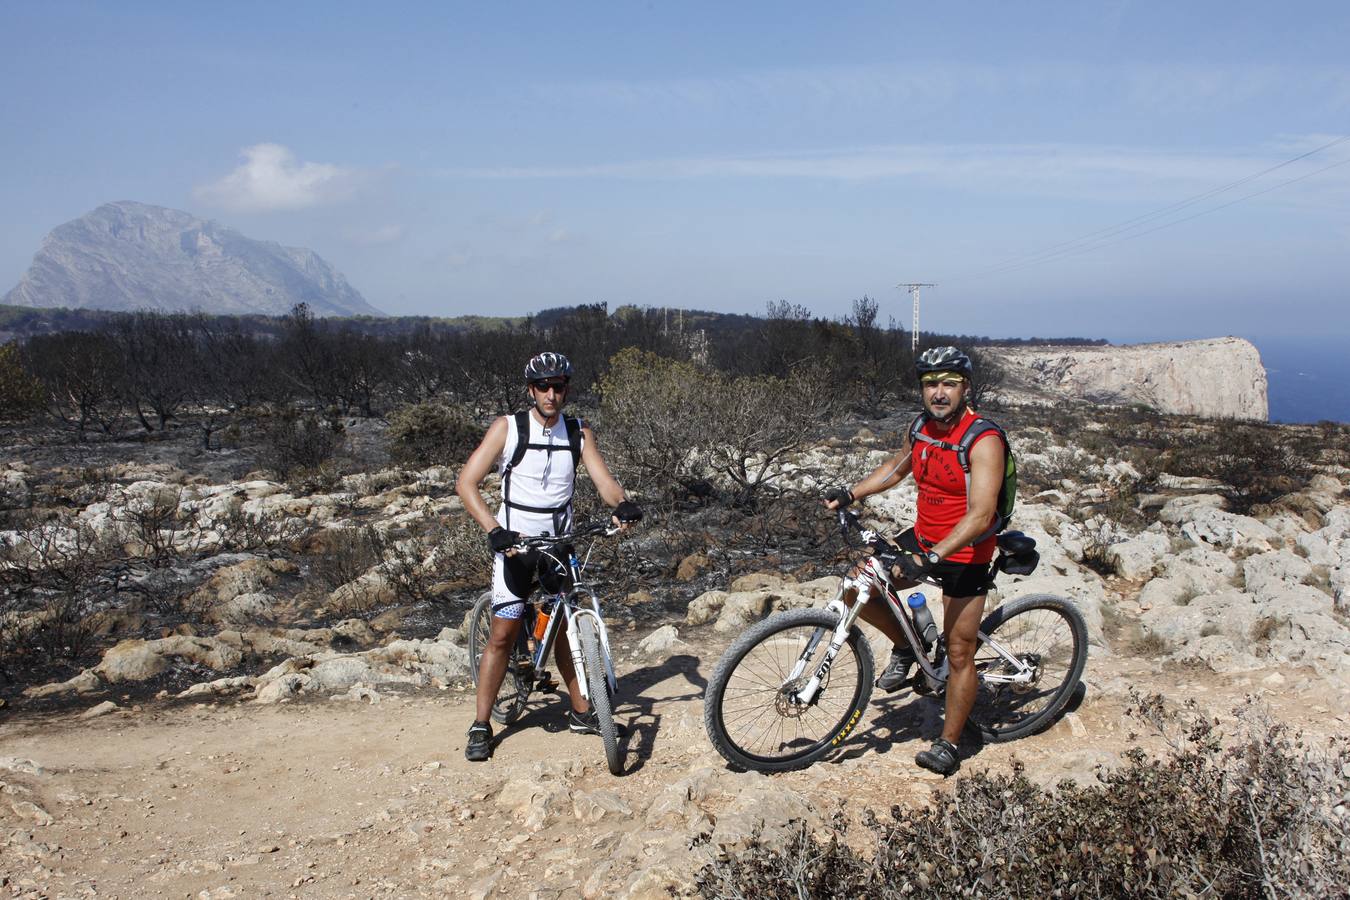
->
[1249,336,1350,425]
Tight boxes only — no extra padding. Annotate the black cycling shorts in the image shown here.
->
[896,528,993,598]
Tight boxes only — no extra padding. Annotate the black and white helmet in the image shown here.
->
[524,351,573,383]
[915,346,973,381]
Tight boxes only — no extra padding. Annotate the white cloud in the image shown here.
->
[195,144,354,212]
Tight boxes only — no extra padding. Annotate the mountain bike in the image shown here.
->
[468,522,625,775]
[703,510,1088,772]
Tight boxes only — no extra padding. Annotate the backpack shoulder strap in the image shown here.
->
[954,418,1007,472]
[507,410,531,471]
[564,415,584,468]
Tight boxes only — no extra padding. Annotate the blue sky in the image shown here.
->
[2,1,1347,342]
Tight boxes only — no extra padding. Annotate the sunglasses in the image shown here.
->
[530,380,569,394]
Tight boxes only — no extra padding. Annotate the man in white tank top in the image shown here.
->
[456,352,642,762]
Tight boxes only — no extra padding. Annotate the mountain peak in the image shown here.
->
[5,202,383,317]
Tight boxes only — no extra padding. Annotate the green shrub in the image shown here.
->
[386,401,484,468]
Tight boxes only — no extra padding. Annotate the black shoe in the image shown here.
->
[567,708,627,738]
[876,647,916,692]
[465,720,493,762]
[915,738,960,776]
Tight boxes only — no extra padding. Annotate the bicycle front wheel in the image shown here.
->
[575,614,622,775]
[968,593,1088,742]
[704,608,874,773]
[467,591,531,725]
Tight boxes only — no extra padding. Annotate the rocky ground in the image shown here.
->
[2,410,1349,898]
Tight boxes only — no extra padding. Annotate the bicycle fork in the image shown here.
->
[788,574,873,705]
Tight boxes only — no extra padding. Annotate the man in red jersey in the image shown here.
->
[824,346,1005,776]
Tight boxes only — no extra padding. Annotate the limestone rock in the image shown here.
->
[94,635,243,683]
[1242,550,1313,597]
[713,591,774,633]
[79,700,119,719]
[22,669,103,698]
[635,625,686,657]
[675,553,712,582]
[686,590,728,626]
[1104,531,1171,580]
[572,789,632,824]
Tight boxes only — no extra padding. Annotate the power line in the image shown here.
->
[951,134,1350,283]
[980,153,1350,280]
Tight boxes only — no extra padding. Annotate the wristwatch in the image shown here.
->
[925,550,942,566]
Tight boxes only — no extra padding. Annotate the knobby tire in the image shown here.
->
[575,615,622,775]
[968,593,1088,742]
[704,607,874,773]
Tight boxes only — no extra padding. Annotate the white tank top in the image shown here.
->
[495,412,579,535]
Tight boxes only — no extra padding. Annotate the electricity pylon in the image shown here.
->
[897,283,935,355]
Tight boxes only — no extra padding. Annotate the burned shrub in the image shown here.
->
[385,401,483,469]
[1162,424,1312,515]
[259,409,344,481]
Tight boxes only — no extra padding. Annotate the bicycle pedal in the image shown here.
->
[535,672,557,691]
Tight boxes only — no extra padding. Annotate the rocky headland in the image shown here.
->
[995,336,1268,420]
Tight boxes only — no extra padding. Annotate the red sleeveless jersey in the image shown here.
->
[911,408,1003,565]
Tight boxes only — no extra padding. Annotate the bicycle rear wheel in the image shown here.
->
[575,614,622,775]
[968,594,1088,742]
[467,591,532,725]
[704,608,874,772]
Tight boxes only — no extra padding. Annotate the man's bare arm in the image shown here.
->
[579,426,627,508]
[827,436,913,508]
[456,417,509,533]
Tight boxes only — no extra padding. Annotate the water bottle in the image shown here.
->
[907,592,938,651]
[533,597,556,641]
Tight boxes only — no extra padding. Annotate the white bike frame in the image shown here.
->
[789,522,1037,706]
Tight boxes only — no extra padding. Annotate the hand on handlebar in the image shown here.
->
[488,526,520,555]
[894,551,933,583]
[611,500,643,532]
[823,486,854,510]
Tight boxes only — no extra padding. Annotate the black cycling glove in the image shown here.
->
[487,526,520,554]
[614,500,643,523]
[823,486,854,508]
[895,551,933,583]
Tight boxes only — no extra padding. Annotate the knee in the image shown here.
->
[486,627,517,653]
[945,637,977,670]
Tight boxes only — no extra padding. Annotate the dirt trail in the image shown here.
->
[2,624,1346,899]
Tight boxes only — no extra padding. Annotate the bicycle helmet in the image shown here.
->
[915,346,973,381]
[524,351,573,383]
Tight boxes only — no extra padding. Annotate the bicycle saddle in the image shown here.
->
[996,531,1036,554]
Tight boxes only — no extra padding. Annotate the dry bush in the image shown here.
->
[1163,424,1312,515]
[699,695,1350,899]
[216,506,313,555]
[385,401,483,468]
[307,525,388,594]
[259,408,345,481]
[0,521,118,675]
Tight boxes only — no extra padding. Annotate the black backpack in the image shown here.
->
[501,411,584,528]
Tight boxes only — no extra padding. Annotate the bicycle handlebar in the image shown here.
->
[835,509,942,587]
[509,520,621,551]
